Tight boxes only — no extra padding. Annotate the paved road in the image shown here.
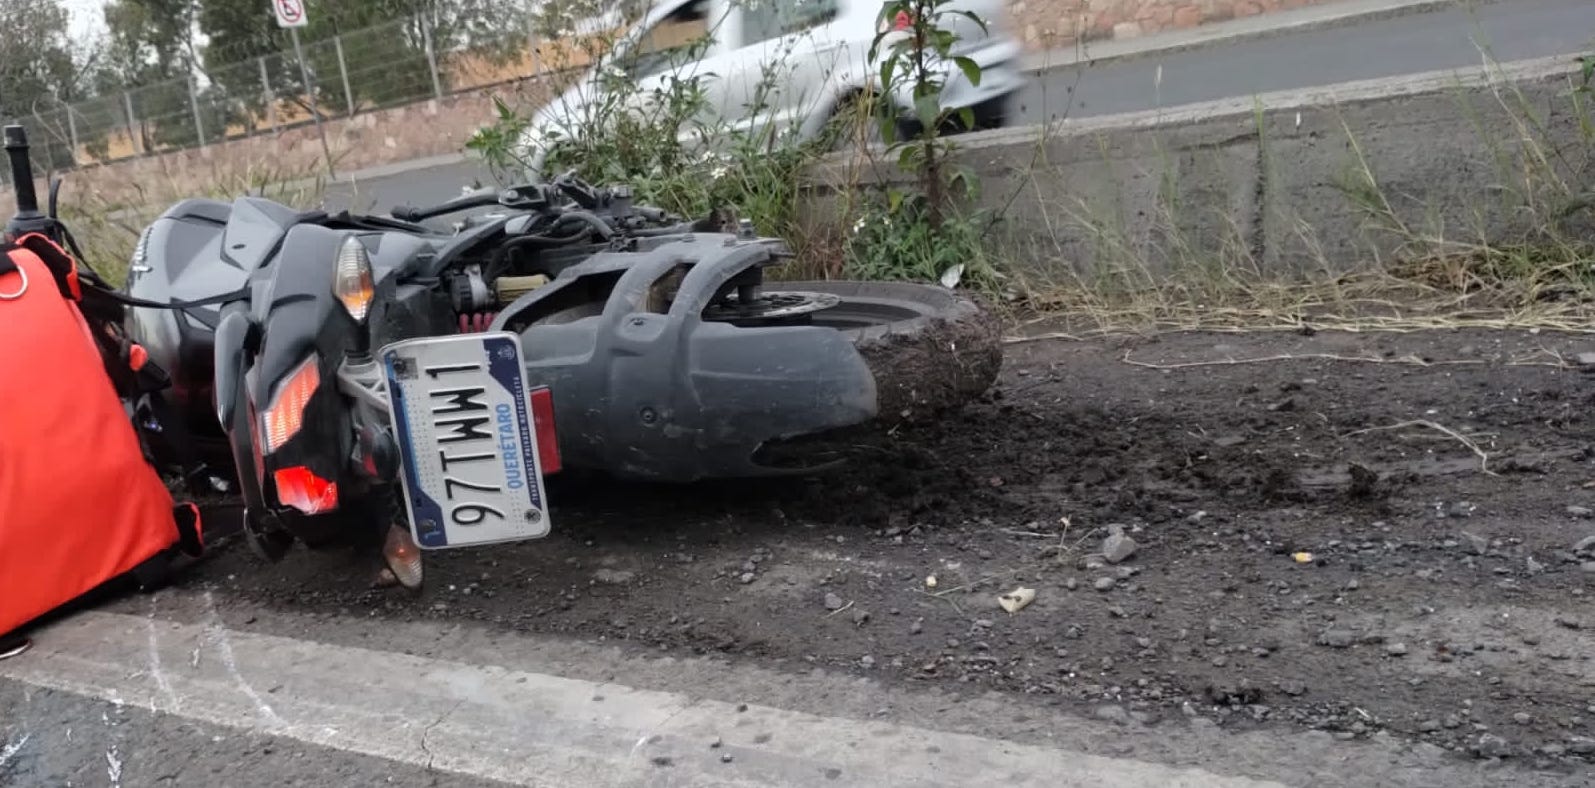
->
[1016,0,1593,122]
[1,603,1288,787]
[327,0,1592,215]
[3,590,1589,787]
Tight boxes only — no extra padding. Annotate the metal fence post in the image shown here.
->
[122,91,142,156]
[65,106,80,166]
[188,74,207,145]
[289,27,337,178]
[260,57,278,133]
[526,17,540,79]
[334,35,356,116]
[421,14,444,99]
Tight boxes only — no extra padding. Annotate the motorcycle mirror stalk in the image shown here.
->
[2,125,66,245]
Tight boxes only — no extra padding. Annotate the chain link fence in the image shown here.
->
[1,4,623,186]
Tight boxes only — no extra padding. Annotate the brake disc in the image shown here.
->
[702,290,841,325]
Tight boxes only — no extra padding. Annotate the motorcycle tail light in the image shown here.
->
[260,355,320,454]
[529,386,561,475]
[273,465,339,514]
[334,236,374,323]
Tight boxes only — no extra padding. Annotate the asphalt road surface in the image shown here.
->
[1015,0,1593,122]
[324,0,1594,216]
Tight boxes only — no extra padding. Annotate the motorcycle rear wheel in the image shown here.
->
[779,280,1004,420]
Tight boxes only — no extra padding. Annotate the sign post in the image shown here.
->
[273,0,336,177]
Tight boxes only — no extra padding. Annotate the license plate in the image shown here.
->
[381,332,551,549]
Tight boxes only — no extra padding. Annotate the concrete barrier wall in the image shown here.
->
[807,54,1594,279]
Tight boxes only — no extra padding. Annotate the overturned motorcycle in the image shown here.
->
[124,173,1002,588]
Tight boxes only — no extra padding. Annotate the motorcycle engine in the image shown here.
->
[448,264,491,312]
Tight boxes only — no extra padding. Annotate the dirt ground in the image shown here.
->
[179,327,1595,773]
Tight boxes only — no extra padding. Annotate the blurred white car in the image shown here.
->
[517,0,1027,177]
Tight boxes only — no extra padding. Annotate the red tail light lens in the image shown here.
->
[530,386,561,475]
[260,355,320,454]
[273,465,339,514]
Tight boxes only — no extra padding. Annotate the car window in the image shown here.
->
[623,0,714,80]
[739,0,841,46]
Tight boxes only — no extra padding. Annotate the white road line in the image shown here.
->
[1,611,1288,788]
[199,590,286,730]
[0,733,29,770]
[145,597,180,714]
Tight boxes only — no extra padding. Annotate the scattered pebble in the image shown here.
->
[720,754,734,764]
[739,572,756,584]
[1064,577,1079,591]
[1462,532,1490,555]
[1093,577,1116,592]
[1573,535,1595,555]
[1102,533,1139,565]
[1513,712,1533,725]
[1318,630,1357,649]
[823,593,844,611]
[1419,719,1442,733]
[1567,506,1593,519]
[851,609,871,626]
[594,568,636,584]
[909,620,923,635]
[1474,733,1513,759]
[1385,643,1409,657]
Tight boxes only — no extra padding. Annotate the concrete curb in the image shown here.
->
[1018,0,1505,73]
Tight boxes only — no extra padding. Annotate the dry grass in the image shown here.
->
[980,54,1595,338]
[62,161,329,287]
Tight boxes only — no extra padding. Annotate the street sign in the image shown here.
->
[273,0,308,28]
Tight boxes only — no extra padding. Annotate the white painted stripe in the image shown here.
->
[1,611,1286,788]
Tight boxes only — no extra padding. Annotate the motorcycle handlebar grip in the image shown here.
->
[3,125,40,216]
[391,206,422,222]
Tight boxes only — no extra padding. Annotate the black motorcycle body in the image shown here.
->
[124,177,1000,555]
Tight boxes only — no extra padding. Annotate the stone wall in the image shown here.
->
[1011,0,1349,49]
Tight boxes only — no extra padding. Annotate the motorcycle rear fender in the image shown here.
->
[494,234,879,481]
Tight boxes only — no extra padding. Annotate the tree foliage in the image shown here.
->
[0,0,90,117]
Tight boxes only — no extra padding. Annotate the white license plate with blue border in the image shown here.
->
[381,331,551,549]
